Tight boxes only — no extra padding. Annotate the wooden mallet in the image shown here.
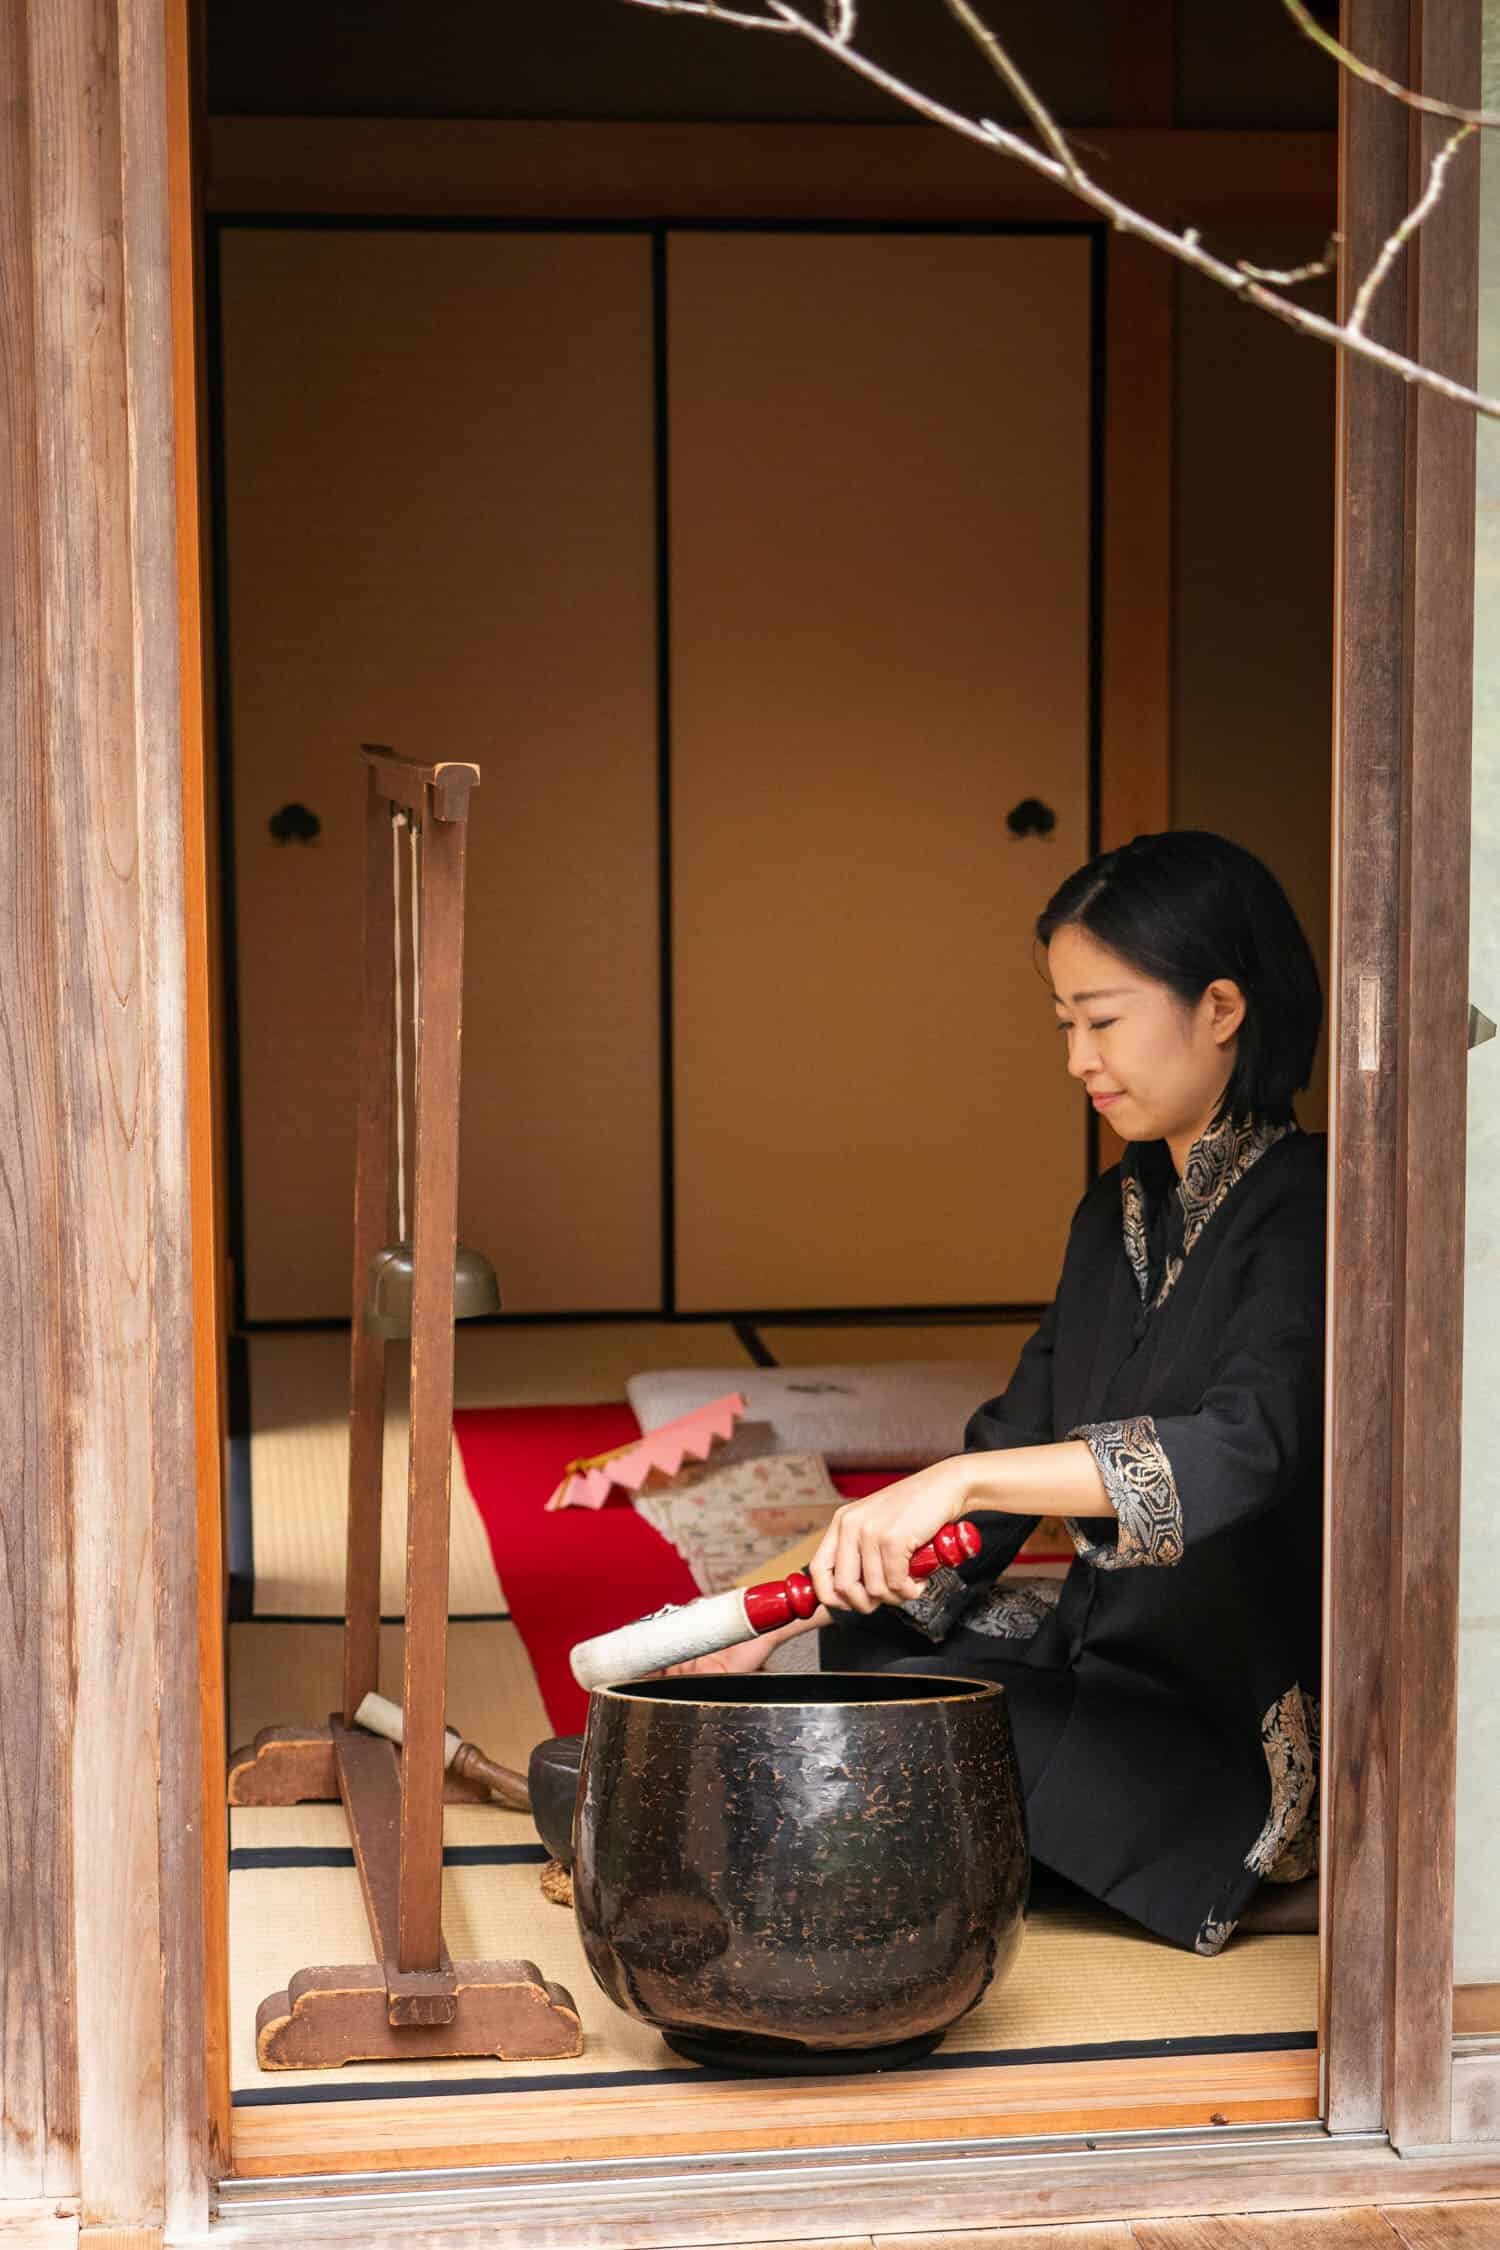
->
[569,1520,983,1691]
[353,1690,531,1812]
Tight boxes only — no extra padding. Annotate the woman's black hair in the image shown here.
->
[1035,831,1322,1127]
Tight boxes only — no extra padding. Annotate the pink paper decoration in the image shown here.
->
[545,1392,747,1511]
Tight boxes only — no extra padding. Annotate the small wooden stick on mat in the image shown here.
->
[355,1691,531,1811]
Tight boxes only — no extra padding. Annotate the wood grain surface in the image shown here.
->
[207,2150,1500,2250]
[28,0,172,2227]
[3,0,206,2227]
[123,0,211,2221]
[343,770,397,1721]
[1385,2201,1500,2247]
[1132,2213,1398,2248]
[231,2046,1319,2176]
[164,0,232,2183]
[399,807,468,1972]
[1321,0,1412,2141]
[1385,0,1481,2156]
[202,119,1336,226]
[0,0,78,2203]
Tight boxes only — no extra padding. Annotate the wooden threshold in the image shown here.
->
[231,2044,1318,2179]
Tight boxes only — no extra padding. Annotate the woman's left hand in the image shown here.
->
[808,1458,971,1615]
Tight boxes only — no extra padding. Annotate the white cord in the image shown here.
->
[409,817,422,1051]
[392,814,407,1243]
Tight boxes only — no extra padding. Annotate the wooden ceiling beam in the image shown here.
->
[204,118,1335,226]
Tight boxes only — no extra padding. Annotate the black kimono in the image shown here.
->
[821,1114,1326,1957]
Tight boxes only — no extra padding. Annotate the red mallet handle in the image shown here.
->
[741,1518,981,1632]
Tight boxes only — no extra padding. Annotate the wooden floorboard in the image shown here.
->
[706,2207,1500,2249]
[1383,2203,1500,2249]
[875,2229,1135,2249]
[231,2046,1320,2178]
[1131,2211,1398,2247]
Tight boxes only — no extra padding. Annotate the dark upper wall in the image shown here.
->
[204,0,1338,128]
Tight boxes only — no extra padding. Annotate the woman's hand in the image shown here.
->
[808,1458,971,1615]
[664,1635,775,1680]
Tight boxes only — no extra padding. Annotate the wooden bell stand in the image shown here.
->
[227,746,581,2070]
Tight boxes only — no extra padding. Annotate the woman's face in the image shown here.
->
[1047,924,1245,1151]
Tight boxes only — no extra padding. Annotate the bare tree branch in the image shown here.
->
[1236,240,1341,287]
[937,0,1080,181]
[1281,0,1500,130]
[620,0,1497,421]
[1349,122,1475,335]
[629,0,795,28]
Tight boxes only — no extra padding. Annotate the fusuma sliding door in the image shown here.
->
[217,226,662,1319]
[667,230,1095,1311]
[217,222,1095,1321]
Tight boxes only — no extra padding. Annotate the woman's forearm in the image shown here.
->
[952,1439,1113,1520]
[807,1447,1113,1615]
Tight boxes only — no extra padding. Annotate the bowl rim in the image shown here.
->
[589,1670,1007,1709]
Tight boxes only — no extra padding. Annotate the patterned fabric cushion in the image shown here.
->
[626,1362,1006,1471]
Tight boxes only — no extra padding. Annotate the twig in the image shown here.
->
[1281,0,1500,130]
[1349,122,1475,335]
[937,0,1080,180]
[629,0,794,25]
[1237,238,1340,288]
[621,0,1500,421]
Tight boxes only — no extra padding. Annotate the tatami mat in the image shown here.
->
[227,1617,1316,2103]
[227,1808,1316,2098]
[229,1327,1315,2112]
[244,1323,751,1614]
[229,1618,548,1775]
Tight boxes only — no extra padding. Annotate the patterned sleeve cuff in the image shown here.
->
[898,1565,972,1642]
[1065,1415,1184,1569]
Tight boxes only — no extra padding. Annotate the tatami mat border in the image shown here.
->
[244,1610,511,1625]
[231,2028,1318,2107]
[228,1329,254,1618]
[230,1844,547,1871]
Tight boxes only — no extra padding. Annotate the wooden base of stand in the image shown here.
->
[227,1722,491,1807]
[255,1960,583,2070]
[231,1716,583,2071]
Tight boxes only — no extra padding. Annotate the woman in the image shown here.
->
[686,830,1326,1958]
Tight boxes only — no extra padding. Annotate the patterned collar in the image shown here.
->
[1121,1113,1293,1310]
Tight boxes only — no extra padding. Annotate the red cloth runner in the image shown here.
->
[452,1402,897,1733]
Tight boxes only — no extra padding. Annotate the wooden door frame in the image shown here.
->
[4,0,1497,2235]
[1321,0,1482,2149]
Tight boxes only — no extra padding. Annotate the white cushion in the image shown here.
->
[626,1362,1004,1471]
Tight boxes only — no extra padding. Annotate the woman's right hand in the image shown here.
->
[665,1633,775,1680]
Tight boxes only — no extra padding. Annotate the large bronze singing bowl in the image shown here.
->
[572,1673,1027,2069]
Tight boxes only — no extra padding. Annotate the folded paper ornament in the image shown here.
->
[545,1391,747,1511]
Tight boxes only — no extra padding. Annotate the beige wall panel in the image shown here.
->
[220,228,660,1318]
[1171,234,1336,1130]
[668,232,1093,1311]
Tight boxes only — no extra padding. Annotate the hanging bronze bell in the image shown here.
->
[363,1241,502,1339]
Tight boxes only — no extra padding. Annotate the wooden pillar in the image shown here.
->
[0,0,207,2231]
[1385,0,1481,2155]
[1324,0,1481,2147]
[0,0,79,2210]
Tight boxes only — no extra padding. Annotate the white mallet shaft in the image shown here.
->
[566,1522,980,1695]
[569,1588,754,1691]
